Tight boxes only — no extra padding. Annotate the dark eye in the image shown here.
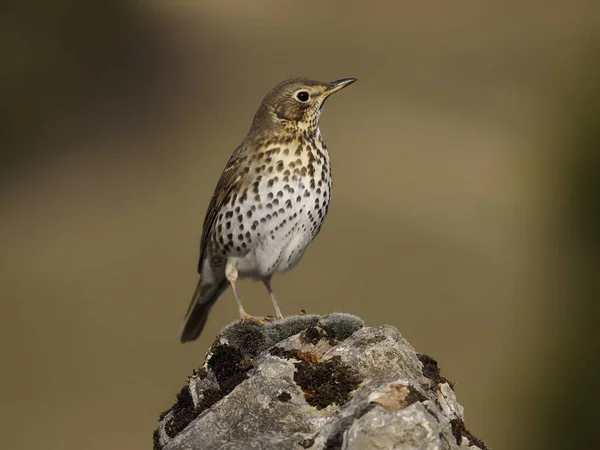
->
[296,91,309,102]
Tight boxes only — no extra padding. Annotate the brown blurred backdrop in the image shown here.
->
[2,2,599,449]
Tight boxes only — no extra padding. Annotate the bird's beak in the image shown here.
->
[320,78,357,98]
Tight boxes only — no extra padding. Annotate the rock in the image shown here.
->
[155,313,488,450]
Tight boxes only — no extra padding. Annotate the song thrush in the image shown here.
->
[180,77,356,342]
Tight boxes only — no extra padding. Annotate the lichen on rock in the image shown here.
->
[155,313,488,450]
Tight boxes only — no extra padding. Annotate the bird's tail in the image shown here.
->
[179,276,229,343]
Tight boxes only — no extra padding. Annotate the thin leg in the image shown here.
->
[225,260,264,324]
[225,260,245,315]
[263,278,284,320]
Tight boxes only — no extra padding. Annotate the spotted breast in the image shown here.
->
[211,132,332,279]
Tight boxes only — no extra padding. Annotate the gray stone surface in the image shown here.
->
[155,313,488,450]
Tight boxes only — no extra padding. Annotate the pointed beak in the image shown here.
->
[321,78,357,98]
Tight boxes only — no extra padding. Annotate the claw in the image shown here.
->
[239,310,266,326]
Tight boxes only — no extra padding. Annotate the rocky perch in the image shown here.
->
[155,313,488,450]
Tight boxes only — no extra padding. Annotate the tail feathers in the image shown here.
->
[179,277,228,343]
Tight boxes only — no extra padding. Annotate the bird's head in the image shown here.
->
[251,77,356,135]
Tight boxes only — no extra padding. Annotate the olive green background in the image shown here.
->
[2,2,599,449]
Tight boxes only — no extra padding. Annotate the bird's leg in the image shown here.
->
[263,278,284,320]
[225,260,264,325]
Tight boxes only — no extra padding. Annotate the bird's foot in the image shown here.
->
[238,309,270,326]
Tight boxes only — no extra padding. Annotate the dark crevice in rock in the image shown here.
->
[406,386,427,405]
[298,437,315,448]
[277,391,291,402]
[403,385,427,406]
[323,403,376,450]
[323,417,351,450]
[300,326,325,345]
[417,353,455,389]
[450,418,489,449]
[423,402,440,421]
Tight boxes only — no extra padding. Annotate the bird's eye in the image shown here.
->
[296,91,310,102]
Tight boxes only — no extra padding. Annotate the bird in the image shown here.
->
[179,77,357,342]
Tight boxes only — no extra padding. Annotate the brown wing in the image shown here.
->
[197,146,249,273]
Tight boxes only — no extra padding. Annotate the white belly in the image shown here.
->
[230,176,330,280]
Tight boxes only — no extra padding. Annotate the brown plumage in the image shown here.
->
[180,77,356,342]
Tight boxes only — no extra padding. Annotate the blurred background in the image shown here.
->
[1,1,599,449]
